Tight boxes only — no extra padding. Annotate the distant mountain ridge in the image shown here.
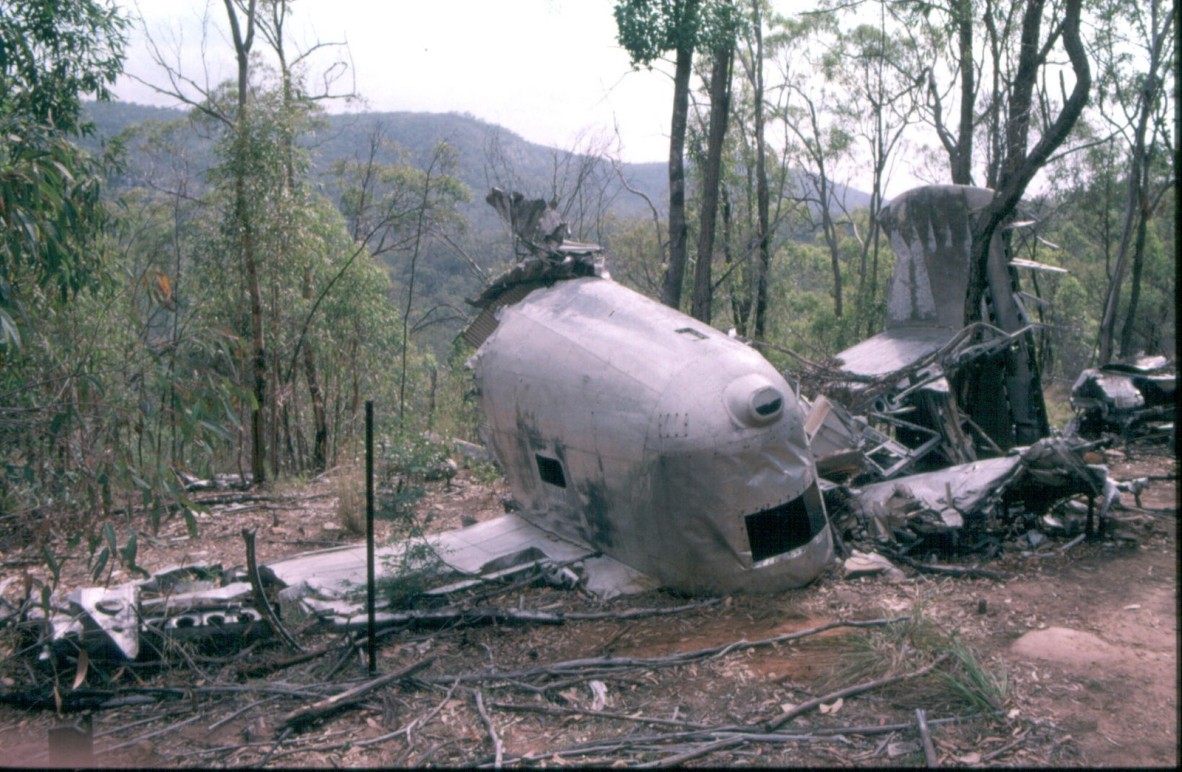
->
[82,101,872,230]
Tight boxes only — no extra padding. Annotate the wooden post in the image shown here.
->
[365,400,377,675]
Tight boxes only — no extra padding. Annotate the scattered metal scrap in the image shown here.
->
[15,512,655,664]
[790,185,1128,563]
[827,437,1116,561]
[8,185,1161,668]
[24,563,261,662]
[1069,355,1176,439]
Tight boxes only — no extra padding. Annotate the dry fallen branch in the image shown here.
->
[418,616,908,689]
[887,553,1012,581]
[473,689,503,768]
[765,653,951,731]
[235,643,337,678]
[916,707,938,767]
[348,598,723,635]
[247,683,462,766]
[242,527,303,652]
[277,656,434,733]
[490,700,713,730]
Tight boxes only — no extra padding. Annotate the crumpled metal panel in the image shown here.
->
[843,438,1114,543]
[873,184,1049,449]
[879,185,997,331]
[468,276,833,594]
[1072,368,1146,412]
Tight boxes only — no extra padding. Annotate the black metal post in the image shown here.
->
[365,400,377,675]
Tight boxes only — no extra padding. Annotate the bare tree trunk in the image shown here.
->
[952,0,974,185]
[660,41,694,310]
[1097,0,1173,364]
[691,41,734,323]
[959,0,1088,448]
[964,0,1089,327]
[399,147,446,427]
[224,0,266,484]
[1116,193,1151,357]
[751,2,771,340]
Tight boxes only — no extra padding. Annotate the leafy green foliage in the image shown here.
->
[614,0,743,67]
[826,609,1008,714]
[0,0,128,346]
[0,0,128,134]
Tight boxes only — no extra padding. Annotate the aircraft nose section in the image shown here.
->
[724,374,785,427]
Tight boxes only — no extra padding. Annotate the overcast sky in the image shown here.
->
[116,0,698,164]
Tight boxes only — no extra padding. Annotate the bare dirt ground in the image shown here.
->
[0,442,1176,768]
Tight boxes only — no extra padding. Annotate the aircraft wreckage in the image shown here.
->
[13,185,1163,661]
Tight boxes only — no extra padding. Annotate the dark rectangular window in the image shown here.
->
[536,454,567,488]
[745,492,819,562]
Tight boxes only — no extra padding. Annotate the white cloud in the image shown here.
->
[116,0,675,162]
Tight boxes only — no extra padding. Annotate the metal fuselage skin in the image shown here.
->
[468,277,833,594]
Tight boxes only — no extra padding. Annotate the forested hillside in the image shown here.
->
[0,0,1174,580]
[83,101,675,232]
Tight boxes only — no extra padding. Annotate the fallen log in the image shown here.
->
[886,552,1012,581]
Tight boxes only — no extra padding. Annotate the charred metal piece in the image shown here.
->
[831,437,1115,554]
[828,184,1053,466]
[1070,355,1176,439]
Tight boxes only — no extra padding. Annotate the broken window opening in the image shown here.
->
[745,492,820,562]
[754,396,783,417]
[536,454,567,488]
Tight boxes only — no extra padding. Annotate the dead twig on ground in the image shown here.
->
[765,653,951,731]
[207,694,282,733]
[236,644,336,679]
[277,656,434,734]
[887,553,1012,581]
[638,736,743,768]
[490,700,713,730]
[981,735,1027,762]
[255,726,291,768]
[418,616,908,690]
[473,689,503,768]
[340,598,723,636]
[97,713,203,755]
[916,708,938,767]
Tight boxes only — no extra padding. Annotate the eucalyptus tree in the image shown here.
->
[960,0,1090,329]
[134,0,359,481]
[689,2,741,323]
[1090,0,1175,364]
[0,0,128,348]
[768,11,854,320]
[727,0,800,340]
[614,0,740,310]
[0,0,129,529]
[819,5,925,335]
[329,126,469,429]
